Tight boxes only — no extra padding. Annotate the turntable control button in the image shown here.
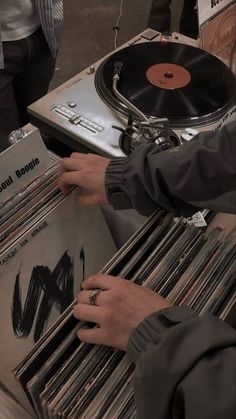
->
[68,102,76,108]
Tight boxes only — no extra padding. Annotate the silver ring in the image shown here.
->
[89,289,101,306]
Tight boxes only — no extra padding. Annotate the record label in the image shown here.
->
[146,63,191,89]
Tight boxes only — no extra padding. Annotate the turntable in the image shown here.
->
[28,29,236,157]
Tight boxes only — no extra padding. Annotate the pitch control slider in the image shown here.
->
[52,105,104,134]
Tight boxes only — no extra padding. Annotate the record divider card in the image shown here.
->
[0,126,51,204]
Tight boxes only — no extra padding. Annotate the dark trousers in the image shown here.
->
[147,0,198,39]
[0,27,56,152]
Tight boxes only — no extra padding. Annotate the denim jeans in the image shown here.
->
[0,27,56,152]
[147,0,198,39]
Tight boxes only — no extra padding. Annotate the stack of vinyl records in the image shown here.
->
[13,210,236,418]
[0,130,116,418]
[0,153,60,254]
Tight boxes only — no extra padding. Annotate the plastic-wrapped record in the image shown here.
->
[95,42,236,127]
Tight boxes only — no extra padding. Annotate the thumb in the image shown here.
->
[83,274,119,290]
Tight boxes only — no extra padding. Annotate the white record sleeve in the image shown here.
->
[197,0,234,26]
[0,189,116,412]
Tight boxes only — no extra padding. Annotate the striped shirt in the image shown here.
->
[0,0,63,68]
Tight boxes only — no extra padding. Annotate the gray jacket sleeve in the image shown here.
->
[127,307,236,419]
[105,121,236,216]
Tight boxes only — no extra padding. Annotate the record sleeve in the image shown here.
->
[200,3,236,74]
[197,0,234,26]
[0,189,116,412]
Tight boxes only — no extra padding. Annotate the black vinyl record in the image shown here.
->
[95,42,236,127]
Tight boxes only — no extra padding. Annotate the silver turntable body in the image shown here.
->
[28,29,236,157]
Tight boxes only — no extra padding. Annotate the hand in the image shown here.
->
[73,275,171,351]
[59,152,111,206]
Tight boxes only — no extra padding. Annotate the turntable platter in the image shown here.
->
[95,42,235,127]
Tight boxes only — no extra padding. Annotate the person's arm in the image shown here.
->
[106,121,236,216]
[59,121,236,217]
[72,275,236,419]
[127,307,236,419]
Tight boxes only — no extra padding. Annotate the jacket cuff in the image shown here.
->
[127,306,198,364]
[105,158,133,210]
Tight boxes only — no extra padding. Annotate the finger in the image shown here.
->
[70,151,93,160]
[58,176,71,195]
[58,171,84,194]
[76,289,103,306]
[77,327,110,347]
[70,152,86,159]
[76,290,89,304]
[59,156,96,179]
[59,158,72,177]
[60,157,86,172]
[82,274,123,291]
[73,303,102,323]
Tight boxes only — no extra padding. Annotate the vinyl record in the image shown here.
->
[95,42,236,127]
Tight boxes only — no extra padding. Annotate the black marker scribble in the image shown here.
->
[11,251,74,342]
[80,245,85,284]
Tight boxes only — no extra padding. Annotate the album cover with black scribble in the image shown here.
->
[0,188,116,412]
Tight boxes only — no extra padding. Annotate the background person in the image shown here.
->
[147,0,198,38]
[0,0,63,152]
